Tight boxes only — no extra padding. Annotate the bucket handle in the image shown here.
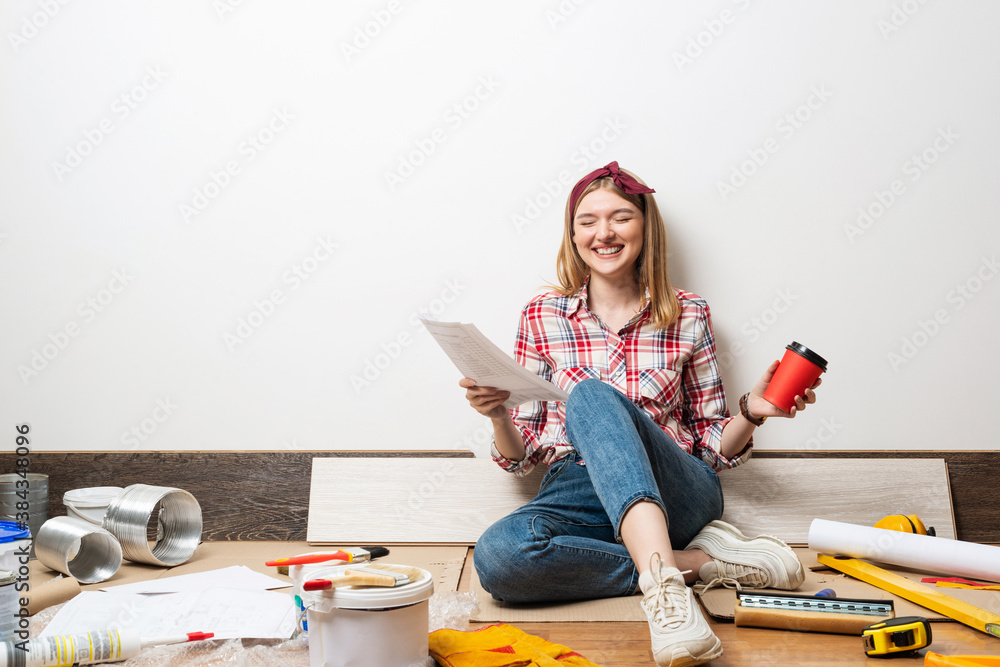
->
[64,500,104,525]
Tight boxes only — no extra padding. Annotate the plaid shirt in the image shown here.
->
[492,283,752,475]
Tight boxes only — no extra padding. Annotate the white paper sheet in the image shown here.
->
[40,588,297,640]
[421,319,569,408]
[100,565,289,594]
[808,518,1000,582]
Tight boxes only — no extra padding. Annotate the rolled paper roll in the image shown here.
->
[808,518,1000,582]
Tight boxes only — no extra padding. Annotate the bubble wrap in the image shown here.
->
[428,591,479,632]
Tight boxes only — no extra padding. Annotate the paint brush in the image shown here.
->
[265,546,390,568]
[303,567,407,591]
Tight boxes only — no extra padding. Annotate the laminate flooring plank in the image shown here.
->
[307,458,545,544]
[718,458,955,543]
[308,457,954,545]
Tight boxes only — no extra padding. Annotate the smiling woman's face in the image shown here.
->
[572,187,644,285]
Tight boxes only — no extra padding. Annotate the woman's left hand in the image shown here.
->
[747,359,821,419]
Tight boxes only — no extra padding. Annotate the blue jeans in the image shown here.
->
[474,379,724,603]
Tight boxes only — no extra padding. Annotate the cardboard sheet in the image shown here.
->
[469,561,647,623]
[28,542,468,595]
[32,541,1000,627]
[469,547,1000,624]
[698,548,1000,624]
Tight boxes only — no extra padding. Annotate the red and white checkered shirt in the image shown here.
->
[492,283,752,475]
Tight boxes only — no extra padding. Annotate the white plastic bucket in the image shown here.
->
[0,571,17,643]
[303,564,434,667]
[287,552,359,637]
[62,487,124,525]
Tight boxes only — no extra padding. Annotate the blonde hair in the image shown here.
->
[553,171,680,329]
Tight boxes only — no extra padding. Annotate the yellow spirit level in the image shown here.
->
[817,554,1000,638]
[862,616,932,657]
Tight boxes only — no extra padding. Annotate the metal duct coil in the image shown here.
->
[102,484,202,566]
[0,473,48,557]
[36,516,122,584]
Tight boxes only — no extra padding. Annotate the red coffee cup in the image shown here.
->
[762,342,828,413]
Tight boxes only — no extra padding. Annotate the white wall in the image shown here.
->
[3,1,998,456]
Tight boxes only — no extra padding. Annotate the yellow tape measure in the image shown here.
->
[862,616,932,656]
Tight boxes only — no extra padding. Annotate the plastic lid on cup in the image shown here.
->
[786,342,828,372]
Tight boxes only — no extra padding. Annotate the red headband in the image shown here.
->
[568,161,655,216]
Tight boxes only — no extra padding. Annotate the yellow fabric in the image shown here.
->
[924,652,1000,666]
[429,623,604,667]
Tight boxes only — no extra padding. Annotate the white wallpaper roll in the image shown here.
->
[808,519,1000,583]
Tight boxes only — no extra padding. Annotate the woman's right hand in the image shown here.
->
[459,378,511,420]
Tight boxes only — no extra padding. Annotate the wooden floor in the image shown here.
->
[27,539,1000,666]
[499,620,1000,666]
[457,548,1000,666]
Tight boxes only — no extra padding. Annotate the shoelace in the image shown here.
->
[693,561,768,594]
[644,567,693,628]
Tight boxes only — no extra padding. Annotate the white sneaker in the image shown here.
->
[639,553,723,667]
[685,520,804,593]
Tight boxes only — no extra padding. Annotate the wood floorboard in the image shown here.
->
[491,615,1000,665]
[458,548,1000,666]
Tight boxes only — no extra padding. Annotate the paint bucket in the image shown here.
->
[63,487,124,525]
[287,552,358,638]
[0,473,48,557]
[302,564,434,667]
[0,522,32,576]
[0,570,17,643]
